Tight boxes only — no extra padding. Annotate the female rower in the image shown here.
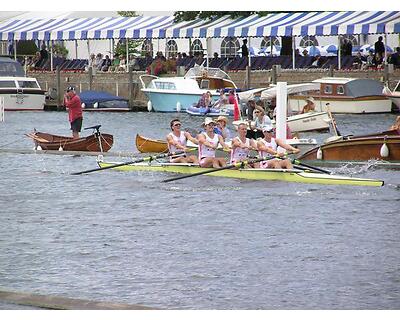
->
[166,118,198,164]
[198,117,230,168]
[257,125,300,169]
[230,121,258,167]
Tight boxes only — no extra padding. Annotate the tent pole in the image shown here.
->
[384,33,388,63]
[87,39,90,59]
[126,38,129,72]
[338,35,341,70]
[292,36,295,69]
[50,40,53,72]
[14,40,17,61]
[75,40,78,59]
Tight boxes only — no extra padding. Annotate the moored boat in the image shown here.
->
[26,125,113,152]
[79,90,130,112]
[96,161,383,187]
[287,77,392,114]
[186,104,234,117]
[298,130,400,162]
[383,80,400,112]
[139,67,237,112]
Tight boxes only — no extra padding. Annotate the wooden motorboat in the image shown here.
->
[135,133,168,153]
[298,130,400,162]
[26,125,113,152]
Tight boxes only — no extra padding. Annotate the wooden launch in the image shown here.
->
[26,126,113,152]
[298,130,400,162]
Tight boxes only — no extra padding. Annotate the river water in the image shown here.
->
[0,111,399,309]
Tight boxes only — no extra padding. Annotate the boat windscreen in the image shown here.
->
[0,80,16,88]
[18,80,40,89]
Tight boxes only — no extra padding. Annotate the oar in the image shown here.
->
[291,159,332,175]
[72,150,186,175]
[162,154,287,183]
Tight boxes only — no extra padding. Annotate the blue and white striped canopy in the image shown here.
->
[0,11,399,41]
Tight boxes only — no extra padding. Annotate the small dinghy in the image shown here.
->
[26,125,113,152]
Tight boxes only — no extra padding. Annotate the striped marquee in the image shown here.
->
[0,11,399,41]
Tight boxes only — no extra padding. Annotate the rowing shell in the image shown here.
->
[97,161,383,187]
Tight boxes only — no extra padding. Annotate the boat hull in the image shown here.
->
[299,134,400,161]
[97,162,383,187]
[285,111,330,132]
[26,132,114,152]
[142,90,204,112]
[1,90,45,111]
[135,134,168,153]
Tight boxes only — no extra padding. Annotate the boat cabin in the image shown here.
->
[0,77,42,91]
[0,57,25,77]
[312,77,386,98]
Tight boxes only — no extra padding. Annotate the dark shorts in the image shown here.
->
[70,117,83,132]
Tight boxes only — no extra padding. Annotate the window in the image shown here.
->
[141,39,153,57]
[220,37,240,58]
[337,85,345,95]
[191,39,204,55]
[324,84,332,94]
[341,35,358,46]
[154,81,176,90]
[260,36,280,48]
[166,40,178,59]
[299,36,319,47]
[0,80,16,88]
[18,80,39,89]
[200,79,209,89]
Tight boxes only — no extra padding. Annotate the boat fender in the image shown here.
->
[36,145,42,151]
[94,102,99,109]
[317,147,323,160]
[176,102,181,112]
[58,146,63,151]
[147,101,152,112]
[380,138,389,157]
[81,103,86,109]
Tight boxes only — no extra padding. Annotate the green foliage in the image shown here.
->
[114,39,142,58]
[50,43,69,58]
[174,11,257,22]
[16,40,38,55]
[117,11,138,17]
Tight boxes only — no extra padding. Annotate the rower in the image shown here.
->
[166,118,198,164]
[230,121,258,167]
[198,117,230,168]
[257,125,300,169]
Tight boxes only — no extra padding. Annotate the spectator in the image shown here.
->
[94,53,103,71]
[373,52,383,69]
[309,55,322,68]
[118,55,127,72]
[241,39,249,58]
[365,50,375,69]
[374,36,385,57]
[109,55,120,72]
[341,39,352,56]
[228,90,236,104]
[353,52,365,69]
[101,55,112,71]
[32,52,41,69]
[295,48,301,56]
[38,44,49,67]
[213,52,219,59]
[88,53,96,69]
[388,47,400,69]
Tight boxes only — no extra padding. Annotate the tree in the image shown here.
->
[174,11,257,22]
[117,11,138,17]
[115,11,141,57]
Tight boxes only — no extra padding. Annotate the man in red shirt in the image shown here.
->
[64,86,83,139]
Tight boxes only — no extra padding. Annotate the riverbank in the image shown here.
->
[31,68,400,110]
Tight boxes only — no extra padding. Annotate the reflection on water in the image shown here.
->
[0,111,399,309]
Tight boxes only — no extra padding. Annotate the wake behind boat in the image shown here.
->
[96,160,383,187]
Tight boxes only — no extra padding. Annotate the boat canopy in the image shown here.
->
[313,78,385,97]
[79,90,128,105]
[184,67,232,81]
[260,83,320,100]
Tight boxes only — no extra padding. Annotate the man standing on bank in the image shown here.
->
[64,86,83,139]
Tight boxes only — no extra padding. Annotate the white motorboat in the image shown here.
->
[0,57,45,111]
[139,67,237,112]
[287,77,392,114]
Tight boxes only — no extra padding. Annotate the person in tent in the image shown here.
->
[166,118,198,164]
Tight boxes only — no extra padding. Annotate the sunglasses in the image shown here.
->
[254,111,260,114]
[173,123,181,127]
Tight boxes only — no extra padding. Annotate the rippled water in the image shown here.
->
[0,111,399,309]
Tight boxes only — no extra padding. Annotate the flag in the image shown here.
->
[233,93,240,121]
